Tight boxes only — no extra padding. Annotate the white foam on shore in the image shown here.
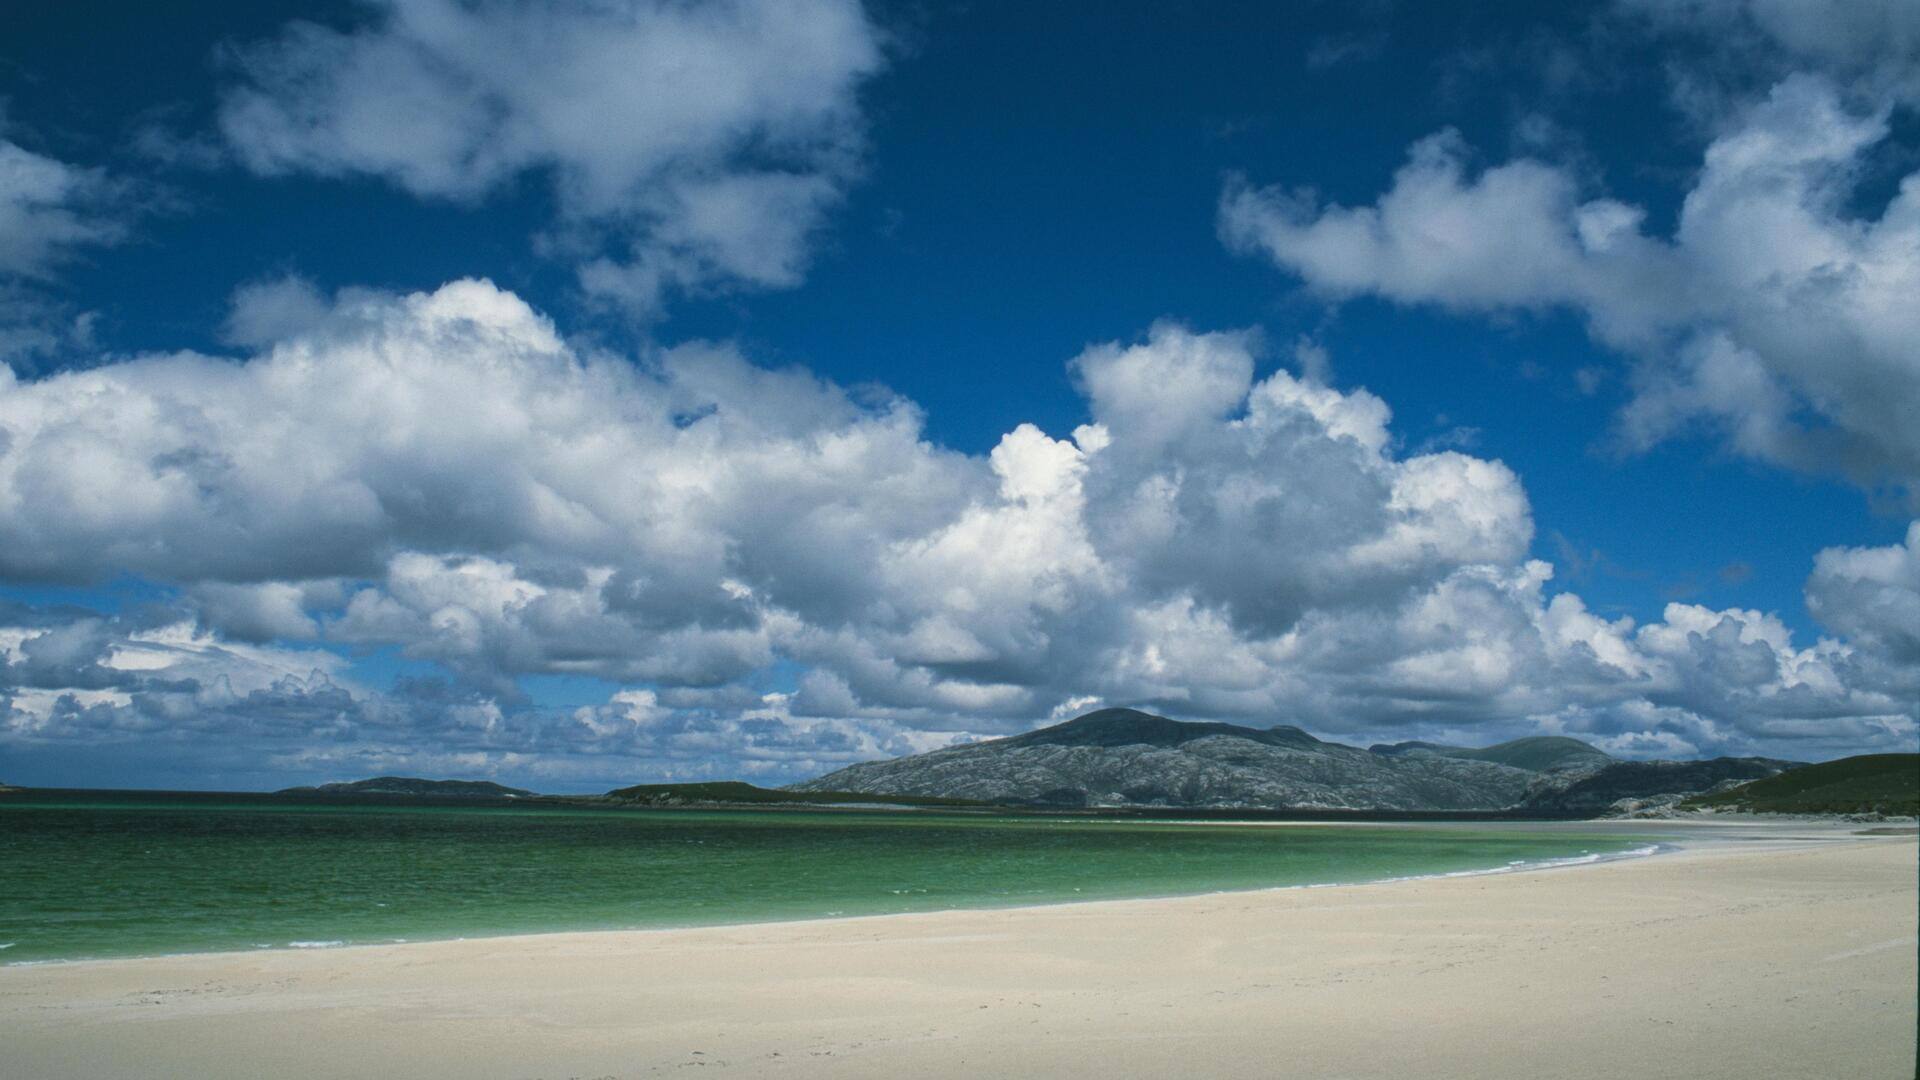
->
[1213,843,1670,897]
[1378,843,1668,885]
[287,940,345,949]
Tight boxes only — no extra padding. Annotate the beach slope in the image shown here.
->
[2,829,1913,1079]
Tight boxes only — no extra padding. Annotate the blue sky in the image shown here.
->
[1,1,1916,791]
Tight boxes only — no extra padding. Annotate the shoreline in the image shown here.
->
[2,822,1913,1079]
[1,819,1704,971]
[2,816,1890,972]
[0,838,1672,971]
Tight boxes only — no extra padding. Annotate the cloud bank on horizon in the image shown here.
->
[0,0,1916,790]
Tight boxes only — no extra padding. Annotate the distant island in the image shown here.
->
[275,777,536,799]
[603,780,988,809]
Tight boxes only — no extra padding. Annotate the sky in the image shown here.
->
[1,0,1917,792]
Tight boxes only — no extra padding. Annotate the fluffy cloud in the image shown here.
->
[0,140,128,280]
[218,0,883,313]
[1618,0,1920,117]
[1805,523,1920,666]
[0,279,1911,786]
[1222,75,1920,494]
[0,140,133,367]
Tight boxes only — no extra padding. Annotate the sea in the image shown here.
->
[0,790,1656,965]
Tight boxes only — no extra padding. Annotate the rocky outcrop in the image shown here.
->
[795,708,1611,811]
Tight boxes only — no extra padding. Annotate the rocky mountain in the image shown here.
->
[791,708,1796,814]
[276,776,535,798]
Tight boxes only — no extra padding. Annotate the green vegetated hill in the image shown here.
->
[603,780,989,809]
[1683,754,1919,816]
[1515,756,1794,814]
[1371,736,1612,773]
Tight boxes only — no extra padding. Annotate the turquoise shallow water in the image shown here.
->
[0,793,1650,964]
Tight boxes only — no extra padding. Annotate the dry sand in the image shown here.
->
[1,822,1913,1080]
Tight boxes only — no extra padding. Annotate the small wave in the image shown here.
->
[0,942,14,950]
[1213,844,1670,897]
[1399,843,1666,883]
[287,940,345,949]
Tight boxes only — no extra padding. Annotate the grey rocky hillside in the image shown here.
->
[789,708,1794,813]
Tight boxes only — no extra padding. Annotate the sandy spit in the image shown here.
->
[1,822,1913,1080]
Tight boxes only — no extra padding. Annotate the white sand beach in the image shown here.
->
[1,822,1913,1080]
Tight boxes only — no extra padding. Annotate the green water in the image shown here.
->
[0,793,1652,964]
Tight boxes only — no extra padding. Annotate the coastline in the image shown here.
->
[1,821,1912,1079]
[0,812,1676,969]
[1,832,1673,973]
[0,817,1871,974]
